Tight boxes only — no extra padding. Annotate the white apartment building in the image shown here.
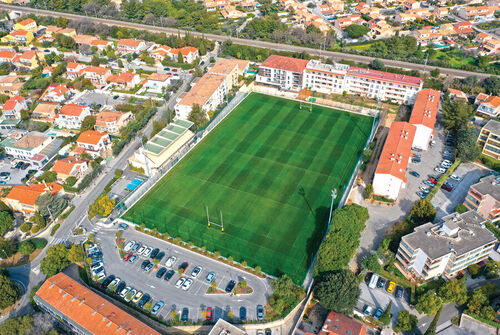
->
[256,55,309,92]
[409,88,441,150]
[396,211,497,280]
[55,104,91,129]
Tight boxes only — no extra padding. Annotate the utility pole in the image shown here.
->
[327,189,338,230]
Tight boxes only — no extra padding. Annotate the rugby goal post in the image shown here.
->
[298,88,313,112]
[206,205,224,232]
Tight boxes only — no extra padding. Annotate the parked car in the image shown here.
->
[206,307,213,321]
[428,177,438,184]
[376,277,386,289]
[124,241,135,252]
[116,282,126,294]
[102,275,115,289]
[120,286,131,298]
[441,183,453,192]
[395,286,404,298]
[136,246,146,255]
[257,305,264,321]
[206,271,216,283]
[409,171,420,177]
[150,248,160,259]
[373,308,384,320]
[108,278,120,290]
[191,266,202,278]
[179,262,189,271]
[164,270,175,281]
[225,280,236,293]
[132,291,143,304]
[129,255,138,263]
[182,278,194,291]
[141,260,150,270]
[175,277,186,289]
[412,157,421,163]
[143,247,152,257]
[124,289,136,302]
[156,267,167,278]
[417,191,426,199]
[123,253,133,262]
[420,186,430,193]
[435,167,446,174]
[387,281,396,294]
[131,243,141,252]
[90,262,103,271]
[151,301,165,315]
[423,180,435,187]
[118,223,129,230]
[450,175,462,182]
[144,263,154,272]
[165,256,177,268]
[181,308,189,322]
[155,251,165,261]
[138,294,150,308]
[240,306,247,321]
[363,305,373,316]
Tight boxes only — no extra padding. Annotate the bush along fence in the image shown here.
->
[427,159,461,200]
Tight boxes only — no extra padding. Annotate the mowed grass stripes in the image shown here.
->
[123,93,373,284]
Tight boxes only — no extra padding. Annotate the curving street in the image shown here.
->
[0,3,497,79]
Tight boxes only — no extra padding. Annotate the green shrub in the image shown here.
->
[455,204,467,213]
[31,238,47,249]
[50,224,60,236]
[19,222,31,233]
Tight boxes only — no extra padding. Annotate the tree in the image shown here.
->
[394,310,417,333]
[456,127,480,162]
[36,193,67,219]
[80,115,96,132]
[410,199,436,224]
[0,211,13,235]
[416,290,443,316]
[21,110,30,121]
[55,33,76,49]
[369,59,385,71]
[269,275,305,316]
[345,24,369,38]
[468,263,483,278]
[315,205,369,277]
[188,104,206,130]
[177,51,183,63]
[65,176,77,187]
[40,244,69,277]
[361,253,381,272]
[19,222,31,233]
[364,184,373,199]
[438,278,467,305]
[379,301,392,326]
[39,170,57,183]
[0,315,33,335]
[18,240,35,256]
[88,195,116,219]
[68,244,84,263]
[314,270,360,314]
[442,100,474,133]
[477,55,490,68]
[430,68,440,78]
[455,204,467,213]
[0,237,16,257]
[90,55,100,66]
[481,76,500,95]
[424,306,442,335]
[0,272,18,309]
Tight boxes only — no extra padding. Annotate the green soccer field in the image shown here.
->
[123,93,373,284]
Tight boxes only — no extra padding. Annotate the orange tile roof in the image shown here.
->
[409,88,441,129]
[84,66,109,76]
[90,39,111,46]
[77,130,108,145]
[6,183,62,206]
[484,95,500,108]
[32,102,58,117]
[375,121,416,182]
[107,72,137,84]
[3,96,24,111]
[118,38,144,47]
[17,18,35,27]
[48,84,69,97]
[19,50,37,60]
[261,55,310,73]
[0,51,16,59]
[179,74,226,107]
[51,157,87,176]
[11,29,30,37]
[147,73,171,82]
[67,62,84,70]
[59,104,86,117]
[35,272,161,335]
[319,311,367,335]
[95,109,124,126]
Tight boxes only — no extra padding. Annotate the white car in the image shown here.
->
[108,278,120,288]
[124,289,136,302]
[191,266,202,278]
[136,246,146,255]
[435,167,446,173]
[182,278,194,291]
[143,247,152,257]
[175,277,186,288]
[165,256,177,268]
[90,262,103,270]
[97,271,106,281]
[120,286,131,298]
[123,241,135,252]
[450,174,462,182]
[0,176,10,181]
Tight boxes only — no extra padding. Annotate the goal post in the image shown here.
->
[206,205,224,232]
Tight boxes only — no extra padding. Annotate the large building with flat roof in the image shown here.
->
[477,119,500,160]
[35,272,161,335]
[464,174,500,223]
[396,211,497,280]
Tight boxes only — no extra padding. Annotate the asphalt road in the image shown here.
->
[96,227,272,322]
[0,3,496,79]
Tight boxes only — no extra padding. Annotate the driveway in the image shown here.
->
[72,90,129,107]
[96,226,272,322]
[432,163,490,220]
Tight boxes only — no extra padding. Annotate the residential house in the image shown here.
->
[73,34,98,46]
[0,130,57,167]
[83,66,111,86]
[474,32,492,44]
[42,25,62,40]
[433,7,449,19]
[58,28,77,38]
[1,29,34,44]
[89,39,113,50]
[42,84,70,103]
[477,119,500,161]
[409,89,441,150]
[55,104,91,129]
[107,72,141,90]
[448,88,468,102]
[396,211,497,280]
[481,38,500,55]
[457,6,498,21]
[65,62,86,81]
[5,182,63,216]
[2,96,26,119]
[464,174,500,223]
[34,272,162,335]
[402,0,420,10]
[51,156,89,181]
[14,18,37,32]
[326,0,344,11]
[116,38,146,54]
[477,95,500,117]
[94,109,133,134]
[220,5,247,19]
[369,19,395,38]
[373,121,416,200]
[319,311,367,335]
[13,50,44,69]
[454,21,475,35]
[42,66,54,78]
[207,319,246,335]
[334,14,364,30]
[0,50,16,63]
[32,102,58,122]
[143,73,173,94]
[0,76,23,96]
[169,46,199,64]
[76,130,110,157]
[208,58,250,88]
[150,45,172,64]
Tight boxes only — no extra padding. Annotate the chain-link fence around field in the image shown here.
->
[118,92,248,214]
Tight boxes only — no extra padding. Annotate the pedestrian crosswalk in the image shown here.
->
[52,238,70,245]
[31,264,40,275]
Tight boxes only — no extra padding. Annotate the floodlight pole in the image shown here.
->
[206,205,210,227]
[220,210,224,232]
[327,189,337,231]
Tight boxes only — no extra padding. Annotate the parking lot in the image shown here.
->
[0,157,39,186]
[95,226,272,322]
[72,90,129,107]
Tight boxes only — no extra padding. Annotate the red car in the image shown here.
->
[441,184,453,192]
[428,178,438,184]
[123,252,133,261]
[206,307,213,321]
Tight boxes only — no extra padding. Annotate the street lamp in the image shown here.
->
[327,189,338,229]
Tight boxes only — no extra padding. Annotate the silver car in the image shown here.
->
[123,241,135,252]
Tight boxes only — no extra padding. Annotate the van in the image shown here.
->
[369,273,379,289]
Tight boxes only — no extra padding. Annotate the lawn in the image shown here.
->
[123,93,373,283]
